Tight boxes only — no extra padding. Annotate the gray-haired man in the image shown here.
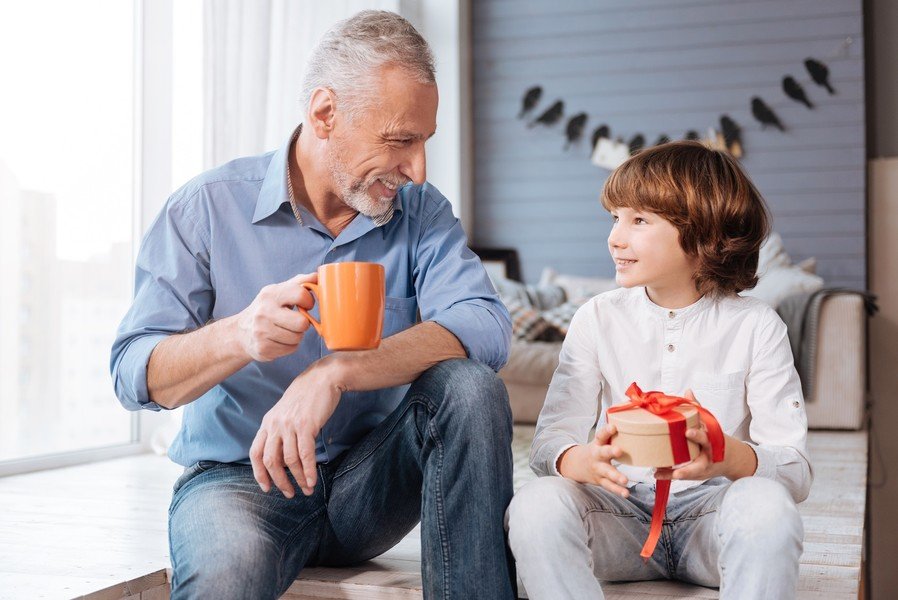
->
[111,10,516,599]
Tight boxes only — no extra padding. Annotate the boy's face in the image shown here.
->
[607,207,698,292]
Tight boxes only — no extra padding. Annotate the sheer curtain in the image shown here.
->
[203,0,403,168]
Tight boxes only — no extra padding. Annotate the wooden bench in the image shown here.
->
[284,427,868,599]
[0,427,866,599]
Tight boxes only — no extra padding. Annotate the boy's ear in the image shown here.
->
[307,88,337,139]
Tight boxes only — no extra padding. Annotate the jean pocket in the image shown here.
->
[172,460,219,495]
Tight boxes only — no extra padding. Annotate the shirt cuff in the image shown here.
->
[112,333,170,412]
[551,443,578,477]
[430,301,511,371]
[747,442,777,480]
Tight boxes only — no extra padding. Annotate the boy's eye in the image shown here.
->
[611,215,619,223]
[634,217,647,224]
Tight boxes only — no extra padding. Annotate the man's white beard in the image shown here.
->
[327,145,405,219]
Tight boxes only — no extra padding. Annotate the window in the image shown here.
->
[0,0,137,464]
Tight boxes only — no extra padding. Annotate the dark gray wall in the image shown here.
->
[472,0,866,287]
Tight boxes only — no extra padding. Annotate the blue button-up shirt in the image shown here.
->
[110,130,512,467]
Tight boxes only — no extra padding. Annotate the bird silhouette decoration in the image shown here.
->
[591,124,611,151]
[805,58,836,95]
[783,76,813,109]
[518,53,839,165]
[751,97,786,131]
[529,100,564,128]
[518,86,543,119]
[719,115,744,158]
[564,113,588,149]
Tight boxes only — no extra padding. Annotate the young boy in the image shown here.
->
[506,141,812,599]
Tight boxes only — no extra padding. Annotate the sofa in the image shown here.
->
[494,234,868,431]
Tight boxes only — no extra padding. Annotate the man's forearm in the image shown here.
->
[147,316,249,409]
[321,321,468,393]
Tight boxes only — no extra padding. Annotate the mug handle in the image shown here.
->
[297,281,323,336]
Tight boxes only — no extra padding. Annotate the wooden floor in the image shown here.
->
[0,429,867,600]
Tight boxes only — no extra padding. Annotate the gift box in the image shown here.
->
[606,383,726,560]
[608,404,700,467]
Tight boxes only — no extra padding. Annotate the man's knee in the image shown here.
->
[418,358,509,419]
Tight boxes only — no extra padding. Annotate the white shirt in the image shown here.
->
[530,286,813,502]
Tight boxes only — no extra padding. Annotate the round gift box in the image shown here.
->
[608,405,701,467]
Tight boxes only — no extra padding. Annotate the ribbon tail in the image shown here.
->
[641,479,671,561]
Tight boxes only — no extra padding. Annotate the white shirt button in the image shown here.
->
[667,344,675,352]
[668,311,675,319]
[792,400,800,408]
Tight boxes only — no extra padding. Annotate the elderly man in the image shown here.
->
[111,10,515,600]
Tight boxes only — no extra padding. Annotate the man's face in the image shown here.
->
[326,66,438,218]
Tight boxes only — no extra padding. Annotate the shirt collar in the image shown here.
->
[638,287,710,320]
[252,124,404,227]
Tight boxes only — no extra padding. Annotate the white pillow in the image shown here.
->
[539,267,618,303]
[758,232,792,271]
[741,265,824,308]
[743,233,824,308]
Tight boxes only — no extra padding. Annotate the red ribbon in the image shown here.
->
[608,382,726,560]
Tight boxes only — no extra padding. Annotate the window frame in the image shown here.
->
[0,0,175,477]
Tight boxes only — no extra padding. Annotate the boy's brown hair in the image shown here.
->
[600,140,771,297]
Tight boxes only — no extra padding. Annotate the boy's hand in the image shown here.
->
[655,390,758,482]
[557,424,630,498]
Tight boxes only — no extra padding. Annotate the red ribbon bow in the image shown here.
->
[609,382,726,560]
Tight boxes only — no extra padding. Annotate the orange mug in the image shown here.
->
[298,262,385,351]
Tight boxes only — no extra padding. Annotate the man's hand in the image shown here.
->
[236,273,317,362]
[557,424,630,498]
[655,390,758,483]
[249,358,344,498]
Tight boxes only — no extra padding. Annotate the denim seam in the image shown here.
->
[278,505,327,591]
[427,413,451,600]
[331,398,429,481]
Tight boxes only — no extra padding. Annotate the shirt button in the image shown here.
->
[668,311,675,319]
[792,401,800,408]
[667,344,675,352]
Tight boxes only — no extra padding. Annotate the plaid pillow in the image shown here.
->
[540,301,582,337]
[504,297,553,342]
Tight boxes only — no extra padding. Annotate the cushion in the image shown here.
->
[491,275,567,311]
[743,232,824,308]
[540,301,582,337]
[742,265,824,308]
[504,297,560,342]
[538,267,618,303]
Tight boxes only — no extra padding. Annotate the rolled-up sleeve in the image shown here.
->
[745,309,814,503]
[412,188,512,371]
[110,191,213,411]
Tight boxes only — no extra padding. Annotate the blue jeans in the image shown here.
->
[168,359,516,599]
[506,476,803,599]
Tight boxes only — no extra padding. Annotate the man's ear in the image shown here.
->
[307,87,337,139]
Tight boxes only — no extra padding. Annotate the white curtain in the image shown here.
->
[203,0,404,169]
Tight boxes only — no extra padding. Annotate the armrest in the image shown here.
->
[806,294,867,430]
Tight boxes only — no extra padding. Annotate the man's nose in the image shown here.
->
[401,146,427,185]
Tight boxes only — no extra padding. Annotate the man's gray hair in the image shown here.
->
[301,10,436,121]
